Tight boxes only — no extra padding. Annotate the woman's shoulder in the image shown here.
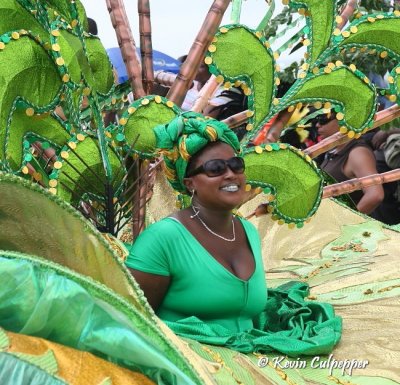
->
[140,216,181,235]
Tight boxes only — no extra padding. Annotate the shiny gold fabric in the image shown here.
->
[6,330,156,385]
[0,175,152,318]
[147,176,400,384]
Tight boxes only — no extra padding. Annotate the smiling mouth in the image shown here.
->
[220,184,240,192]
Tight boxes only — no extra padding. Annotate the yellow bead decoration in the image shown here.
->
[255,146,263,154]
[25,108,35,117]
[60,151,69,159]
[336,112,344,120]
[347,131,355,138]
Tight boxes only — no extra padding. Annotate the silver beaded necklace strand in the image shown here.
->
[191,205,236,242]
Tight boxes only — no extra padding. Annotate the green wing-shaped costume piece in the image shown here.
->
[0,173,209,385]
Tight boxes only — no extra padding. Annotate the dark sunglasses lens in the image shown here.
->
[203,159,227,176]
[228,157,245,173]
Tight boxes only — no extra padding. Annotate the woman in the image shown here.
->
[126,112,342,356]
[317,113,384,214]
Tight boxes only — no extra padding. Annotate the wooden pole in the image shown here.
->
[222,110,249,128]
[106,0,146,99]
[166,0,231,106]
[138,0,154,94]
[305,105,400,159]
[191,75,220,113]
[337,0,359,29]
[154,70,177,87]
[323,168,400,198]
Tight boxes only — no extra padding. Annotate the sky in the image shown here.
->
[80,0,305,68]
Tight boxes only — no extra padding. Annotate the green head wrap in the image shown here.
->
[153,111,240,193]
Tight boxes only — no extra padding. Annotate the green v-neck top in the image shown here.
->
[126,217,268,333]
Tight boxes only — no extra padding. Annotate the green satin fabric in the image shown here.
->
[0,353,67,385]
[165,281,342,356]
[0,254,198,385]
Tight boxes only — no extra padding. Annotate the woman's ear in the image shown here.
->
[183,177,194,193]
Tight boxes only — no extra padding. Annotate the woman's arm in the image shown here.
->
[346,146,384,214]
[128,268,171,311]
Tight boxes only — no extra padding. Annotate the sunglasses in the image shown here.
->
[315,114,336,126]
[186,157,245,177]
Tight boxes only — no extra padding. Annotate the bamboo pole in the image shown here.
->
[138,0,154,94]
[337,0,359,30]
[244,168,400,220]
[154,70,177,87]
[166,0,231,106]
[305,105,400,159]
[106,0,146,99]
[191,75,220,113]
[222,110,249,128]
[323,168,400,198]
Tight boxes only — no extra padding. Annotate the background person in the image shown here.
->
[317,113,384,215]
